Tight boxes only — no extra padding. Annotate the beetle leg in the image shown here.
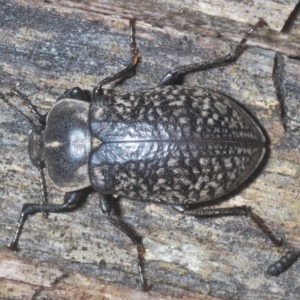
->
[157,19,267,86]
[171,204,282,246]
[8,191,82,251]
[99,194,151,291]
[172,204,300,275]
[93,18,139,98]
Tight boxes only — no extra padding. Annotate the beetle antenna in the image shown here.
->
[10,88,46,124]
[0,92,35,126]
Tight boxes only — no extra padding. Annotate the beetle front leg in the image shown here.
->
[93,18,139,98]
[8,191,82,251]
[99,194,151,291]
[158,19,267,86]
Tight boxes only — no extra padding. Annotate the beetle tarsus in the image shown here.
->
[137,243,152,292]
[248,208,282,247]
[129,18,139,67]
[105,215,150,291]
[7,213,27,251]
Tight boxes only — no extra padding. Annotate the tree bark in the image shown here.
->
[0,1,299,299]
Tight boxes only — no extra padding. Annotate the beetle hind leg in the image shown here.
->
[8,191,82,251]
[100,194,151,292]
[172,204,282,246]
[172,204,300,275]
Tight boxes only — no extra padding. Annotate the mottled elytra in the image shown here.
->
[2,18,298,290]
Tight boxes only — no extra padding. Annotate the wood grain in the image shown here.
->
[0,1,299,299]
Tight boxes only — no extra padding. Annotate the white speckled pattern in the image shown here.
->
[88,85,265,204]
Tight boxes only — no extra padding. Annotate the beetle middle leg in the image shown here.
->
[8,190,82,251]
[157,19,267,86]
[99,194,151,291]
[93,18,139,98]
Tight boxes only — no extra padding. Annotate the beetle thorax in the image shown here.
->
[44,99,92,192]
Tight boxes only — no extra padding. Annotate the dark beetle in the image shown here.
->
[2,19,297,290]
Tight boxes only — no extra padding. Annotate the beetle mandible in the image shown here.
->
[2,18,298,290]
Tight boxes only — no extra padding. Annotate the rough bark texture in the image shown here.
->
[0,1,300,299]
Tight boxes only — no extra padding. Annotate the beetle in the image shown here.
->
[2,18,298,290]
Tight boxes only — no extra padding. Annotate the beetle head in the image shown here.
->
[2,89,48,168]
[28,125,46,168]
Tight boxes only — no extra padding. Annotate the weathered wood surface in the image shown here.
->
[0,1,300,299]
